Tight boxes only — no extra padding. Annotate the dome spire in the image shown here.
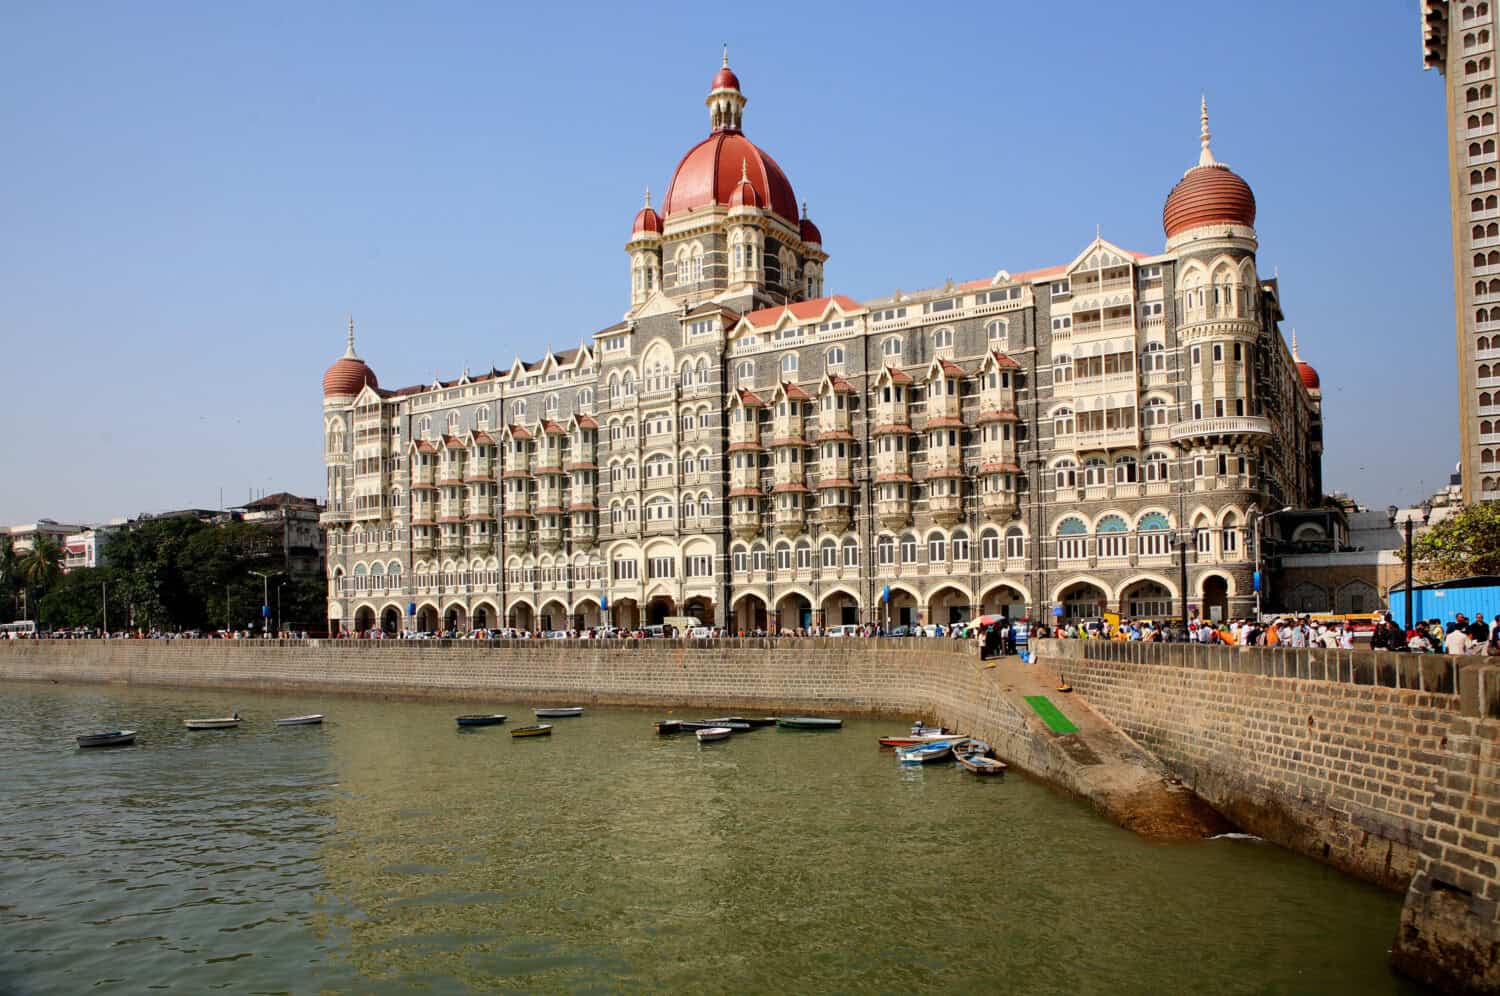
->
[741,157,749,183]
[1199,94,1216,168]
[643,186,651,209]
[723,44,729,69]
[708,49,745,131]
[345,315,358,358]
[1291,328,1300,360]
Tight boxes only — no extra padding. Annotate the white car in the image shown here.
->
[827,624,862,638]
[688,626,715,639]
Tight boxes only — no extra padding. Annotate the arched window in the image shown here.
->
[1142,342,1166,372]
[781,353,799,377]
[877,534,895,565]
[1138,512,1171,557]
[1142,397,1168,427]
[826,346,845,369]
[623,372,636,397]
[1057,518,1087,560]
[578,387,593,410]
[980,529,1000,560]
[1054,459,1077,489]
[933,327,954,349]
[1082,457,1108,488]
[987,319,1008,345]
[900,533,918,564]
[736,360,755,385]
[752,544,768,572]
[1222,512,1241,555]
[820,540,837,568]
[1144,452,1170,482]
[842,538,859,567]
[1004,527,1025,560]
[696,358,710,384]
[608,375,620,402]
[1053,355,1072,384]
[882,337,903,359]
[951,530,969,562]
[775,542,792,571]
[1114,455,1138,484]
[511,400,526,420]
[544,394,559,416]
[1096,515,1128,559]
[927,531,947,564]
[1054,407,1075,436]
[476,406,490,427]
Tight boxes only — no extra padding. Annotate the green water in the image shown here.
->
[0,682,1421,994]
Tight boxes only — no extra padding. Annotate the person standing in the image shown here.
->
[1445,624,1471,657]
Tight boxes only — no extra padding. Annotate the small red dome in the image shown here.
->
[800,215,822,245]
[1163,163,1256,238]
[711,66,741,91]
[1297,361,1320,391]
[323,356,378,398]
[729,174,763,209]
[663,131,798,225]
[632,205,662,235]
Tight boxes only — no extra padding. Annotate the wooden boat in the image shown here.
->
[1056,683,1073,693]
[534,707,584,718]
[456,714,507,727]
[743,717,778,728]
[655,720,682,735]
[895,741,953,764]
[704,715,774,728]
[185,714,240,730]
[776,717,843,730]
[695,726,733,743]
[77,730,136,748]
[954,750,1008,775]
[878,731,965,748]
[511,724,553,738]
[698,718,752,731]
[275,714,324,726]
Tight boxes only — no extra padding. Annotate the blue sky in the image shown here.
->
[0,1,1452,523]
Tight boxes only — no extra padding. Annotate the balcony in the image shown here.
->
[464,458,494,481]
[929,493,962,526]
[773,505,807,538]
[731,508,761,540]
[572,518,597,548]
[877,498,910,530]
[465,534,494,555]
[1168,416,1273,444]
[439,533,463,553]
[319,508,351,525]
[412,532,437,553]
[410,464,435,487]
[1074,426,1140,451]
[981,492,1018,522]
[539,524,562,550]
[816,503,851,532]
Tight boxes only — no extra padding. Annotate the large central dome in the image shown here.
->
[660,55,800,226]
[663,132,799,224]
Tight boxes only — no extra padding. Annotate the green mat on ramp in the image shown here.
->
[1024,695,1079,734]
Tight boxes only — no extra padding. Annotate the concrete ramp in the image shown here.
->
[931,654,1232,840]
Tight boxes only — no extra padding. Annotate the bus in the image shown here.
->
[1,620,38,639]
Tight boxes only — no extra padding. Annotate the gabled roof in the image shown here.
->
[736,387,766,406]
[572,414,600,430]
[736,294,865,334]
[1063,237,1150,275]
[823,374,857,395]
[878,365,912,386]
[779,381,811,401]
[540,419,566,435]
[985,350,1021,370]
[442,435,465,450]
[504,423,533,440]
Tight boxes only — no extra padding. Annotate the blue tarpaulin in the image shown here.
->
[1388,576,1500,626]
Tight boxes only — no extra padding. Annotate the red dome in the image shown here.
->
[728,172,763,209]
[323,356,378,398]
[711,66,741,91]
[1163,163,1256,238]
[663,131,798,224]
[1297,361,1320,391]
[632,205,662,235]
[800,215,822,245]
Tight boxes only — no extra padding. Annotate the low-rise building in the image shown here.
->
[236,493,325,573]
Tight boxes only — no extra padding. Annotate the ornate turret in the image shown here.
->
[322,317,379,400]
[1162,97,1257,247]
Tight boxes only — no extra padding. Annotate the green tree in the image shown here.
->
[38,566,117,630]
[1406,502,1500,582]
[18,536,63,591]
[0,537,16,624]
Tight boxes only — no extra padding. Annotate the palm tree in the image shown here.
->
[18,537,63,593]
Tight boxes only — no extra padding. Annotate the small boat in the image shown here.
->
[776,717,843,730]
[878,731,965,748]
[534,707,583,718]
[655,720,683,735]
[185,714,240,730]
[696,726,733,743]
[1056,683,1073,693]
[742,717,778,728]
[77,730,136,748]
[895,741,953,765]
[698,719,752,731]
[703,716,773,728]
[511,724,553,738]
[955,750,1008,775]
[456,714,507,727]
[275,714,324,726]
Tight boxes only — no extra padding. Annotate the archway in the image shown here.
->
[682,596,714,625]
[732,593,768,634]
[416,604,439,634]
[1201,575,1229,622]
[645,595,676,626]
[612,597,641,630]
[443,604,468,635]
[1286,582,1329,614]
[927,585,972,627]
[820,588,861,627]
[573,598,602,630]
[1057,581,1108,621]
[1120,580,1173,621]
[882,586,919,629]
[381,606,401,635]
[980,583,1026,619]
[775,591,812,632]
[539,599,568,632]
[508,601,534,631]
[472,601,498,632]
[354,605,376,634]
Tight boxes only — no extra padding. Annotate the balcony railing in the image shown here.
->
[1168,416,1272,442]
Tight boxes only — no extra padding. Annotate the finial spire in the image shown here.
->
[722,44,729,68]
[801,200,809,219]
[345,315,357,358]
[643,186,651,209]
[1198,94,1216,167]
[741,157,749,182]
[1291,328,1300,360]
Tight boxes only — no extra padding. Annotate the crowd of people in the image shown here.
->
[1039,611,1500,654]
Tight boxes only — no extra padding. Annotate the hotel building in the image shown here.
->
[320,56,1323,634]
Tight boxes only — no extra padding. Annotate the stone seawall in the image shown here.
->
[1033,639,1500,995]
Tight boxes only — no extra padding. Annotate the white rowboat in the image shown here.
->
[696,726,733,743]
[534,707,584,718]
[275,714,324,726]
[185,714,240,730]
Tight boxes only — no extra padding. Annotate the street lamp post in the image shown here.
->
[1178,537,1190,631]
[249,570,281,638]
[277,581,287,638]
[1253,506,1295,622]
[101,581,108,636]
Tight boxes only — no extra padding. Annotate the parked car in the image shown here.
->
[827,624,862,638]
[889,625,914,637]
[688,626,715,639]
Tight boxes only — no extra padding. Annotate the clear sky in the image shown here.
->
[0,0,1454,524]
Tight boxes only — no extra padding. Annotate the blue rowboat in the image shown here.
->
[456,714,507,727]
[895,741,953,765]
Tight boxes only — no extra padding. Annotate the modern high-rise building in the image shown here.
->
[320,56,1324,635]
[1423,0,1500,502]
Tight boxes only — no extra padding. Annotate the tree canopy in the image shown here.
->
[1405,502,1500,582]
